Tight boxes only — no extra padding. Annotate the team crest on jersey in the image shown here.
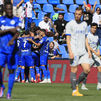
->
[10,20,15,25]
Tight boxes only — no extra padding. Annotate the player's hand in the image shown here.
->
[27,38,33,42]
[55,32,59,36]
[69,52,74,59]
[8,40,14,46]
[17,4,20,8]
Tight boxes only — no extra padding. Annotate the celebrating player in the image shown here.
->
[66,7,91,96]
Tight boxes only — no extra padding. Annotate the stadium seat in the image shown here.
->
[32,11,36,19]
[32,19,42,26]
[64,13,74,22]
[88,0,100,5]
[95,5,101,10]
[48,37,54,42]
[43,4,54,13]
[36,0,48,4]
[58,45,69,58]
[69,4,79,13]
[56,4,67,13]
[24,0,35,3]
[48,0,60,5]
[34,4,41,12]
[38,11,47,20]
[75,0,87,5]
[62,0,74,5]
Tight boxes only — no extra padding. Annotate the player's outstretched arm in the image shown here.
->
[28,38,41,47]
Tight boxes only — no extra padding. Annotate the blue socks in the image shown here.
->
[21,68,25,81]
[35,66,40,75]
[7,71,15,95]
[40,66,47,79]
[46,67,50,79]
[15,67,21,78]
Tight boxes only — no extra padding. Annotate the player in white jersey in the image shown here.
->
[81,23,101,90]
[66,7,91,96]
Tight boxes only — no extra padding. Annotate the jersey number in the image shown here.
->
[24,40,27,48]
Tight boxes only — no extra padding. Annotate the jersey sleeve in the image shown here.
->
[65,21,72,36]
[39,37,45,45]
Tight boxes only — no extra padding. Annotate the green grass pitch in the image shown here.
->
[1,83,101,101]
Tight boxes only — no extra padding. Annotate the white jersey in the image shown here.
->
[87,32,99,52]
[65,20,88,56]
[24,2,34,18]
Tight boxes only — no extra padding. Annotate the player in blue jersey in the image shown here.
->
[28,29,51,83]
[0,2,22,99]
[18,30,35,83]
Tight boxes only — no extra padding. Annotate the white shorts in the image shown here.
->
[70,53,90,67]
[89,55,101,67]
[13,6,23,17]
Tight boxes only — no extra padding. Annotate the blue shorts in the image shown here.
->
[32,52,40,66]
[40,54,48,66]
[0,52,17,70]
[20,55,34,67]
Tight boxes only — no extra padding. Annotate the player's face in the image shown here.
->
[5,4,13,17]
[49,42,54,49]
[44,16,49,22]
[91,26,97,34]
[96,8,100,14]
[39,31,44,38]
[75,10,83,22]
[30,0,33,3]
[58,15,63,20]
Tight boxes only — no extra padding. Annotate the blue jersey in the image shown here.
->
[0,16,22,54]
[39,36,49,55]
[19,37,33,56]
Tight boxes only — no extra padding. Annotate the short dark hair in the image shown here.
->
[59,13,64,16]
[96,7,100,11]
[4,2,12,8]
[91,23,98,27]
[76,7,83,13]
[40,29,47,34]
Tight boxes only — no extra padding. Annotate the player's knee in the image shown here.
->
[9,69,15,74]
[97,67,101,72]
[71,67,78,73]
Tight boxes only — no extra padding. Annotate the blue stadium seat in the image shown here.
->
[48,37,54,42]
[32,11,36,19]
[34,4,41,12]
[75,0,87,5]
[64,13,74,22]
[69,4,79,13]
[89,0,100,5]
[95,4,101,10]
[43,4,54,13]
[62,0,74,5]
[36,0,48,4]
[38,11,47,20]
[56,4,67,13]
[24,0,35,3]
[48,0,60,5]
[58,45,69,58]
[32,19,42,26]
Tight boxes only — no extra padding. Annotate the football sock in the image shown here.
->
[8,71,15,95]
[76,72,88,85]
[15,67,21,78]
[82,77,87,85]
[97,72,101,83]
[46,67,50,79]
[0,71,3,87]
[70,72,76,90]
[35,66,40,74]
[21,68,25,81]
[40,66,47,80]
[30,68,34,79]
